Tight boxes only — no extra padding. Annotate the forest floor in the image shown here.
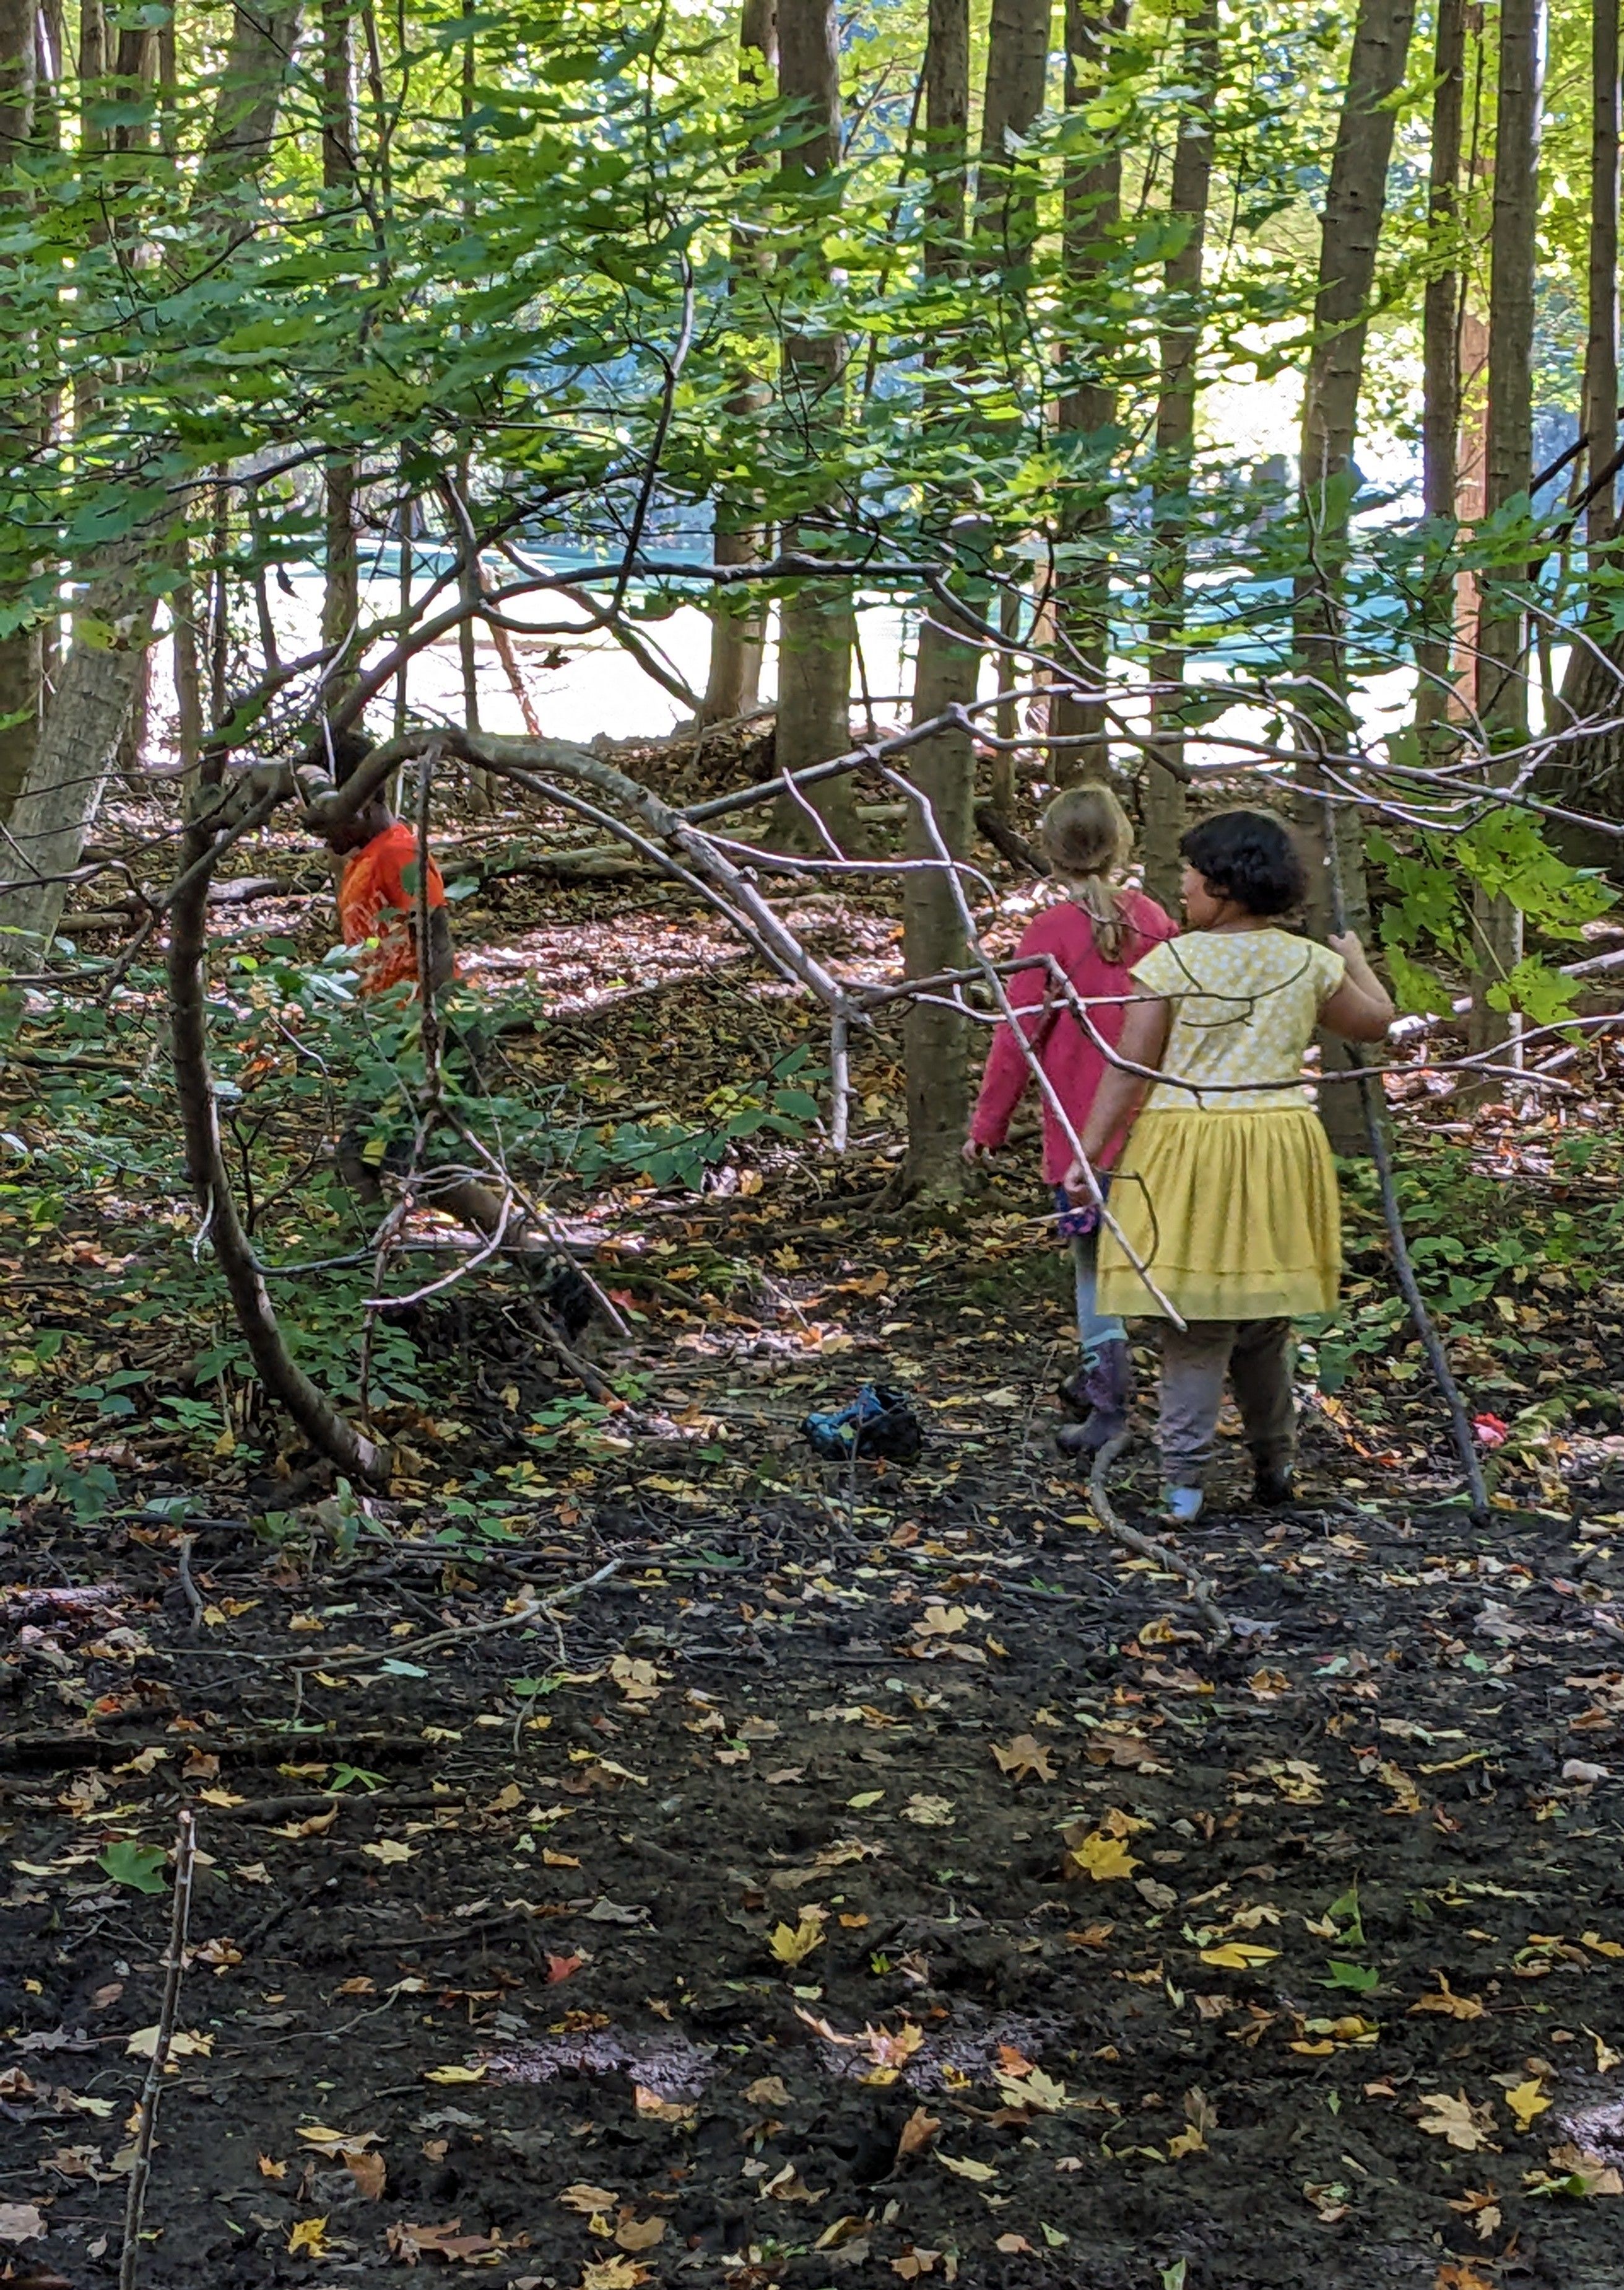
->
[6,751,1624,2290]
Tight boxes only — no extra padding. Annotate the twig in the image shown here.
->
[1085,1433,1231,1644]
[118,1808,198,2290]
[175,1536,203,1637]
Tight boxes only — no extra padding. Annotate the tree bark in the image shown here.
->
[1469,0,1545,1070]
[320,0,360,706]
[1544,0,1622,836]
[1415,0,1465,740]
[1051,0,1126,783]
[0,0,39,821]
[901,0,976,1197]
[1143,0,1216,906]
[1289,0,1416,1152]
[700,0,776,729]
[0,1,305,957]
[975,0,1051,264]
[770,0,861,852]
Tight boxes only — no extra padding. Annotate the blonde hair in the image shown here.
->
[1041,783,1133,963]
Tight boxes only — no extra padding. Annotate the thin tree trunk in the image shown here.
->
[0,1,305,956]
[320,0,360,705]
[902,0,976,1196]
[1143,0,1215,906]
[1289,0,1417,1152]
[1469,0,1545,1072]
[0,0,40,820]
[770,0,860,852]
[1415,0,1465,740]
[700,0,776,729]
[1051,0,1126,783]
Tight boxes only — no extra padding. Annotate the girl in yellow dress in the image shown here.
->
[1072,810,1394,1524]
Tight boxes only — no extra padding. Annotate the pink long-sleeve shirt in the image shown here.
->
[969,890,1178,1182]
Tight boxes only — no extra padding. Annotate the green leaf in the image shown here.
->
[1322,1958,1380,1993]
[98,1841,168,1894]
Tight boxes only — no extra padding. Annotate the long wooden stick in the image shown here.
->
[119,1809,198,2290]
[1085,1432,1231,1645]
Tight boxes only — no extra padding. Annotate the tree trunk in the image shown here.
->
[1415,0,1465,740]
[1469,0,1545,1071]
[1143,0,1216,906]
[975,0,1051,262]
[0,0,39,821]
[320,0,360,705]
[1544,0,1622,838]
[901,0,976,1197]
[700,0,776,729]
[1289,0,1416,1152]
[1051,0,1126,784]
[770,0,861,851]
[0,1,305,958]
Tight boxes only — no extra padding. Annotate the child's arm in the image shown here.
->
[964,921,1062,1157]
[1067,993,1172,1184]
[1320,931,1396,1043]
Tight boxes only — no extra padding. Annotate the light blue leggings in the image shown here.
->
[1072,1227,1126,1364]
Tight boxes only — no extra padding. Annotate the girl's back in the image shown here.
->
[1133,928,1345,1113]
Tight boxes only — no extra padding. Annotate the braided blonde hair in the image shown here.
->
[1041,783,1134,964]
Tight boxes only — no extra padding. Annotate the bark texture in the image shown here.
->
[0,1,304,956]
[1289,0,1416,1152]
[1415,0,1465,739]
[1470,0,1545,1067]
[1143,0,1216,905]
[699,0,776,728]
[901,0,976,1196]
[0,0,40,822]
[771,0,860,851]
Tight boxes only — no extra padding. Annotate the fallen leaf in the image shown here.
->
[558,2185,620,2214]
[614,2214,667,2251]
[124,2026,212,2060]
[1417,2092,1496,2153]
[768,1907,828,1967]
[287,2216,329,2257]
[580,2257,649,2290]
[0,2204,47,2242]
[996,2234,1035,2254]
[546,1953,584,1984]
[348,2150,387,2201]
[422,2064,486,2085]
[745,2076,792,2108]
[1585,2025,1623,2075]
[257,2154,287,2180]
[1505,2077,1552,2132]
[992,1735,1056,1784]
[1410,1976,1485,2021]
[897,2107,940,2159]
[1544,2142,1624,2195]
[360,1839,416,1866]
[632,2085,695,2123]
[1067,1831,1140,1883]
[385,2218,506,2263]
[762,2163,826,2201]
[901,1794,955,1826]
[1198,1943,1278,1970]
[937,2153,999,2184]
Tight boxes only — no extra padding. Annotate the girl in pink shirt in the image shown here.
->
[965,786,1177,1455]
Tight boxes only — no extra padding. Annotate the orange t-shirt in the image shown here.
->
[337,821,448,996]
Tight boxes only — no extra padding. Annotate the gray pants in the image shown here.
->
[1160,1317,1295,1489]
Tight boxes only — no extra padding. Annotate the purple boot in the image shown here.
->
[1055,1339,1132,1457]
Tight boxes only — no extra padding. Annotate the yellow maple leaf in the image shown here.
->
[1069,1832,1140,1883]
[422,2063,486,2084]
[287,2216,328,2257]
[1198,1943,1279,1969]
[1505,2078,1552,2132]
[768,1908,827,1967]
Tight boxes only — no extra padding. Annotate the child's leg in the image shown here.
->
[1158,1318,1237,1488]
[1072,1230,1127,1364]
[1228,1317,1296,1476]
[1057,1230,1134,1453]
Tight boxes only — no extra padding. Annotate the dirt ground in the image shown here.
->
[5,1231,1624,2290]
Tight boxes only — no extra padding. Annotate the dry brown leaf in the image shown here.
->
[1410,1976,1485,2021]
[632,2085,695,2123]
[744,2076,792,2108]
[347,2149,387,2201]
[897,2107,941,2159]
[385,2218,505,2264]
[614,2214,667,2252]
[991,1735,1056,1784]
[1417,2092,1496,2153]
[558,2184,619,2214]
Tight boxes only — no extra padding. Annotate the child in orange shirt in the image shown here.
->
[323,732,454,998]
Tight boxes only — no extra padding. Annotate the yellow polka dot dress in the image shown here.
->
[1095,929,1347,1322]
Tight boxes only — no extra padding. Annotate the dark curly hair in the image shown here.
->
[1179,809,1306,919]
